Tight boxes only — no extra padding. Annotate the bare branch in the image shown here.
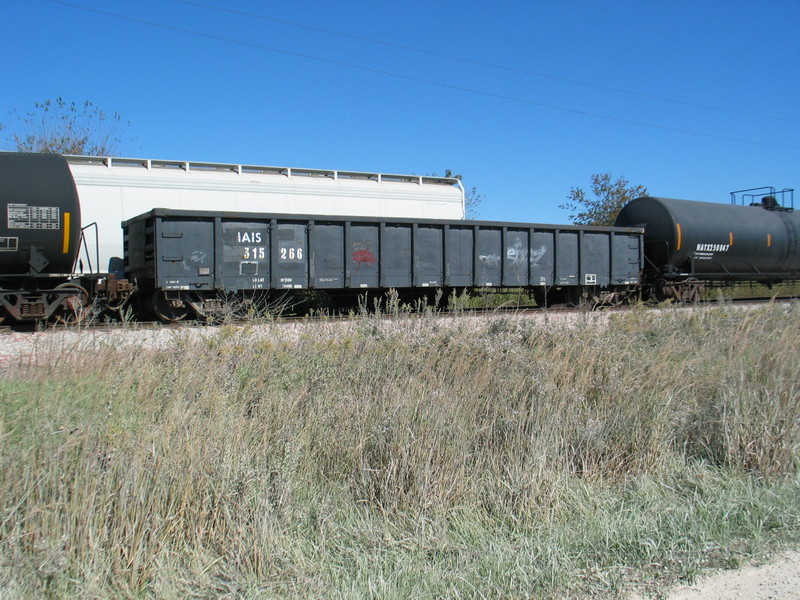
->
[4,97,130,156]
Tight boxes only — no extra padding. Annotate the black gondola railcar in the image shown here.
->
[123,208,644,320]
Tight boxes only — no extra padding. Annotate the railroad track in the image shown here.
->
[2,292,795,334]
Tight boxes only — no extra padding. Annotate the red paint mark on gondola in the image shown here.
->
[352,250,376,264]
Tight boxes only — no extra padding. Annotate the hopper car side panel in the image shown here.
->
[67,155,465,273]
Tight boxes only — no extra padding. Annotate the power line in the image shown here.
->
[42,0,800,151]
[171,0,800,125]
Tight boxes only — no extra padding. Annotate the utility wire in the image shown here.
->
[43,0,800,151]
[172,0,800,125]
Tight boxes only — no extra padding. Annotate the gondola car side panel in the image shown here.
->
[220,220,270,290]
[445,225,473,287]
[381,223,412,288]
[273,222,307,289]
[155,218,214,290]
[309,221,344,288]
[414,223,444,287]
[580,231,611,287]
[530,230,555,286]
[347,223,379,288]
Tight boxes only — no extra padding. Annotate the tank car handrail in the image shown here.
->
[730,186,794,209]
[77,221,99,274]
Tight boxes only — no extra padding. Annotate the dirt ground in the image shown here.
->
[631,551,800,599]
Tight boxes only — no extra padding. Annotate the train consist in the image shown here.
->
[0,151,797,323]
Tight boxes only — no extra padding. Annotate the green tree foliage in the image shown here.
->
[3,97,129,156]
[561,173,647,226]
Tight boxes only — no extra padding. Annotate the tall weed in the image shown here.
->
[1,304,799,598]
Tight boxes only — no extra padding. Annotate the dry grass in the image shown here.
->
[1,303,799,598]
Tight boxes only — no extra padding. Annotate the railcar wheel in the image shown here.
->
[533,287,569,307]
[531,288,548,308]
[563,287,587,308]
[681,278,704,303]
[658,278,704,304]
[591,289,627,310]
[53,283,90,324]
[151,290,191,322]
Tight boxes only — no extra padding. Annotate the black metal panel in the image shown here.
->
[503,228,529,286]
[123,217,150,280]
[309,222,344,288]
[580,232,611,287]
[347,223,379,288]
[476,227,502,286]
[445,226,473,287]
[273,223,307,289]
[381,223,412,287]
[156,219,214,290]
[414,224,443,287]
[612,233,642,284]
[556,231,579,285]
[220,221,270,290]
[531,230,554,286]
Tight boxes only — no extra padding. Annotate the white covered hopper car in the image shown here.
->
[65,155,466,272]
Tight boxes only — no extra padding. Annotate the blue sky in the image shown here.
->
[3,0,799,223]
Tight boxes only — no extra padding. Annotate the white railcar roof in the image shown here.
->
[66,155,466,272]
[65,155,464,195]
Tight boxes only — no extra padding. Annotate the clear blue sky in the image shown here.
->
[3,0,799,223]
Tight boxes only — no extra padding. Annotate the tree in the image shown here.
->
[3,97,129,156]
[440,169,484,219]
[561,173,647,226]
